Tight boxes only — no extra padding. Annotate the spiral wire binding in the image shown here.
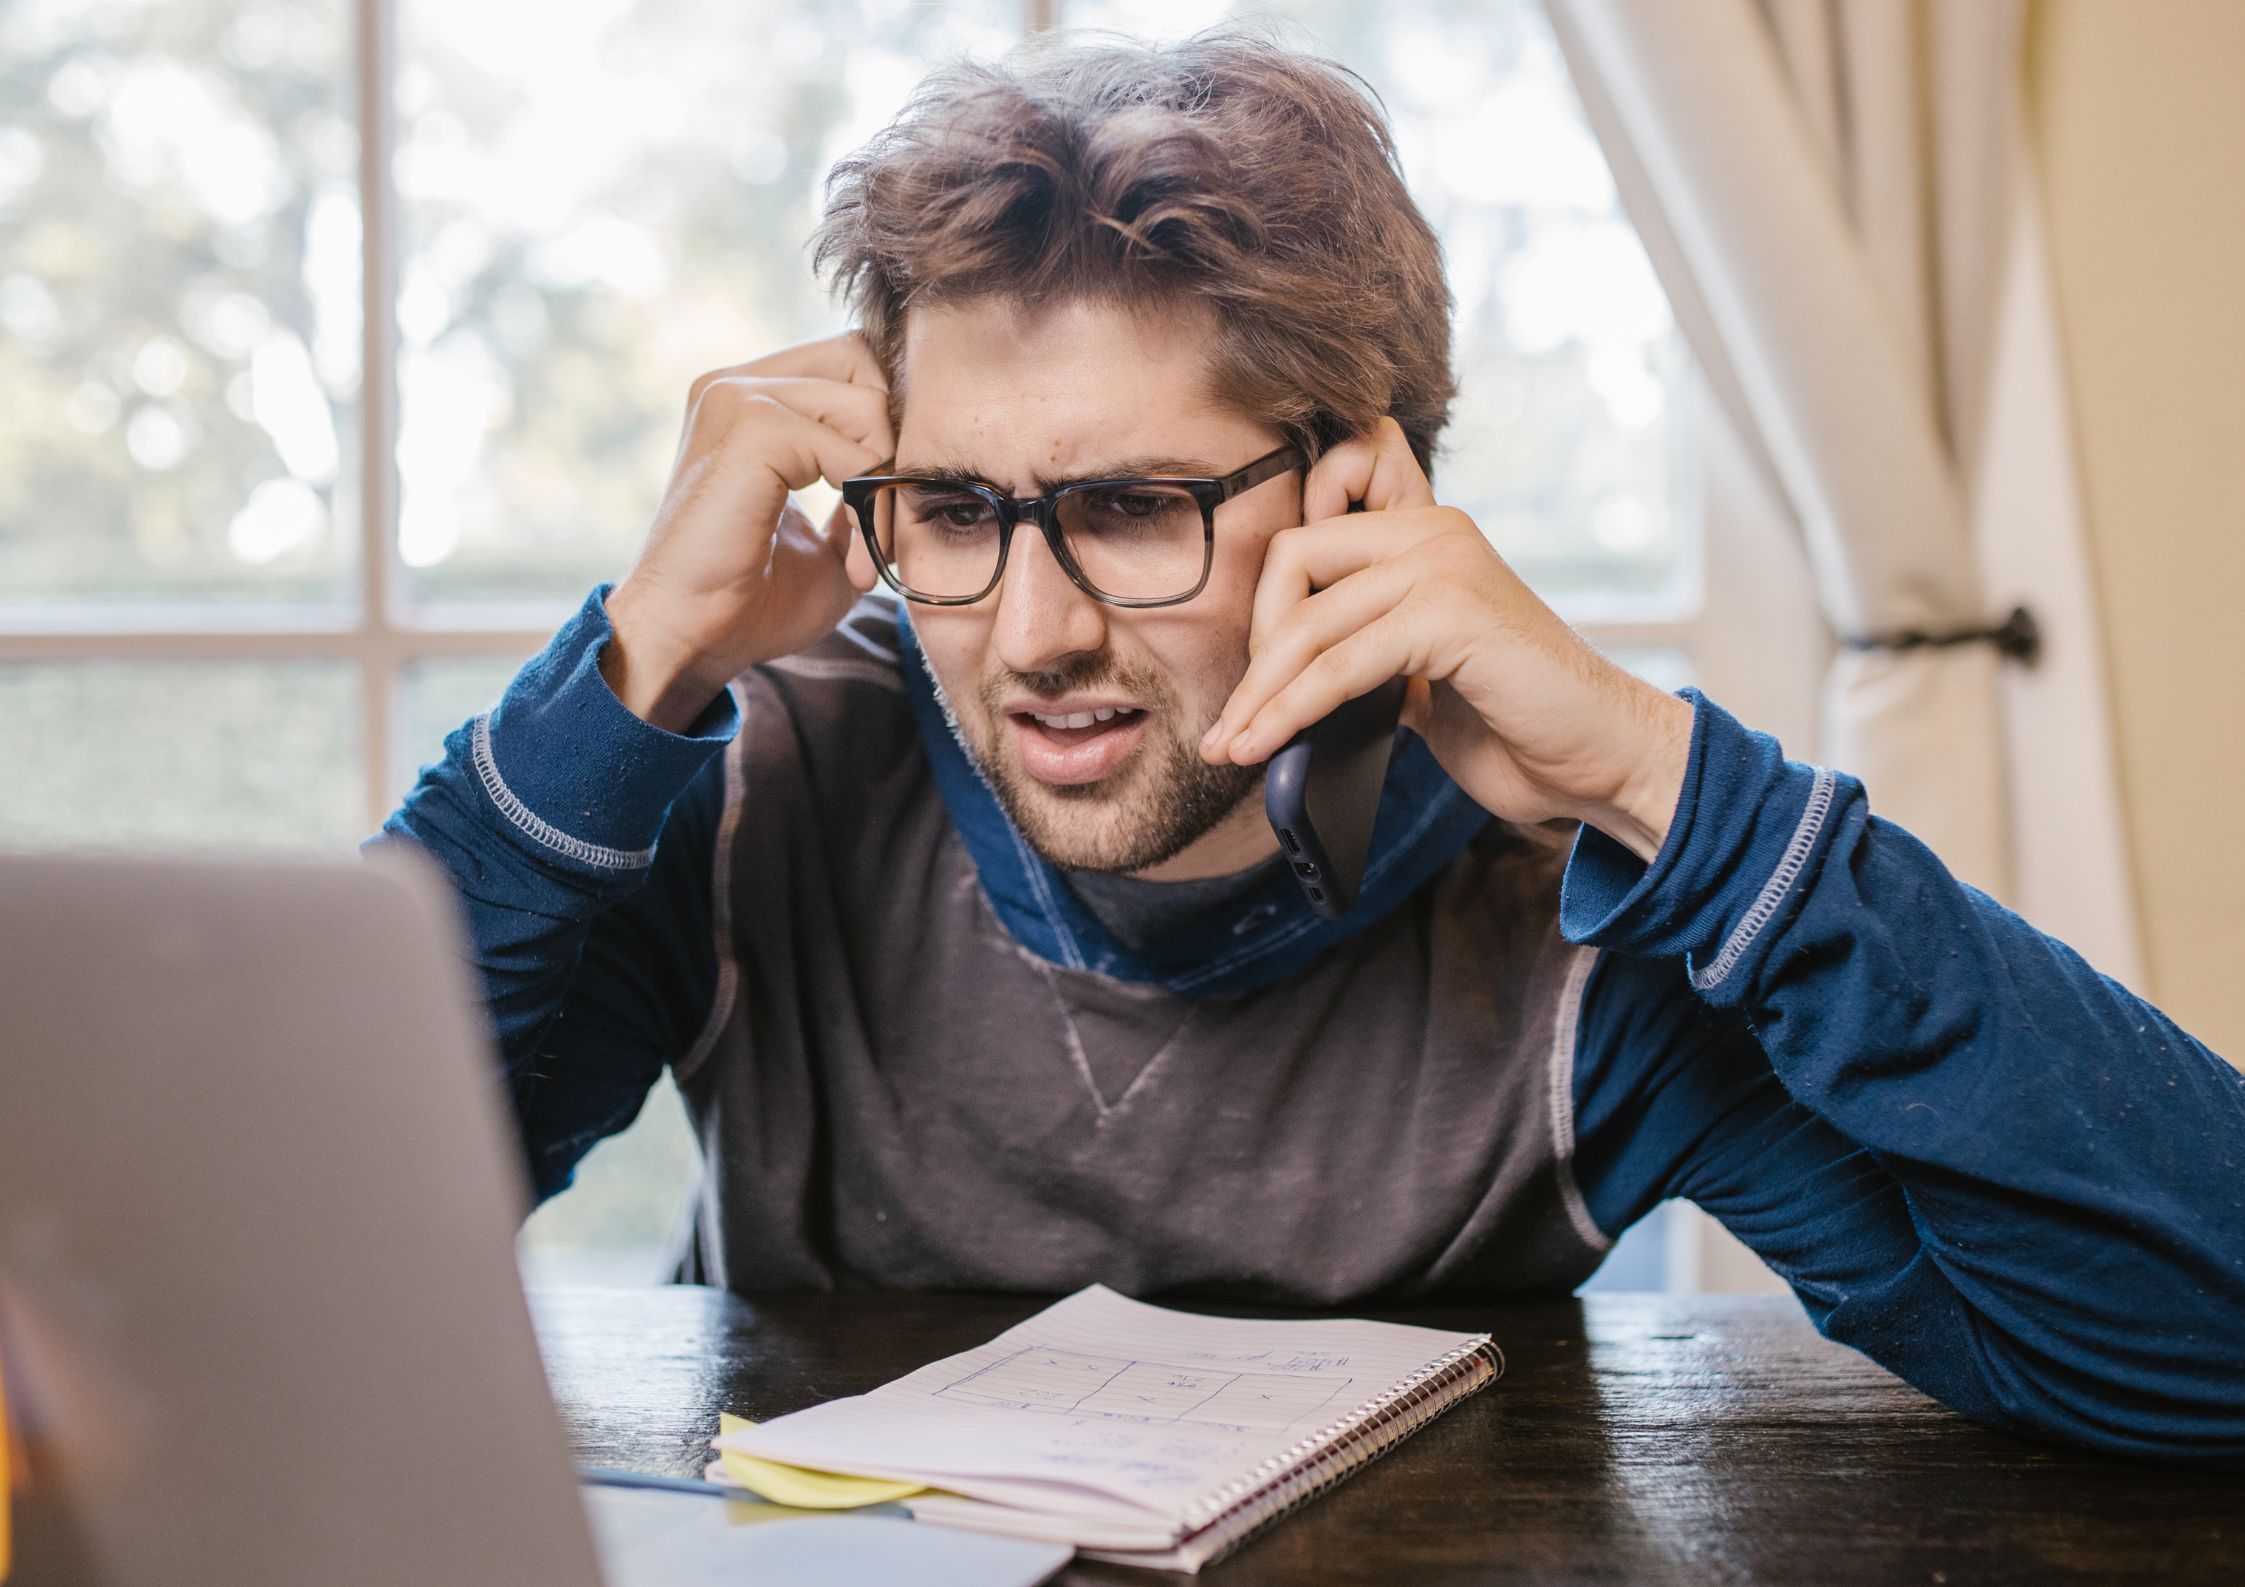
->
[1171,1335,1506,1568]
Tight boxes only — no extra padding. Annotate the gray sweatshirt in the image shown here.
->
[671,610,1608,1302]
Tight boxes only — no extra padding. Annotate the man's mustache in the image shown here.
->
[979,657,1178,716]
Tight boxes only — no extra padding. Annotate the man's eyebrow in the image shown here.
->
[892,457,1227,494]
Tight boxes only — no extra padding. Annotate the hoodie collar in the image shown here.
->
[894,611,1491,999]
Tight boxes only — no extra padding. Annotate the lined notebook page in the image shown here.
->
[720,1285,1488,1531]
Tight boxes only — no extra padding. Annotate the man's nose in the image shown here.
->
[990,524,1108,677]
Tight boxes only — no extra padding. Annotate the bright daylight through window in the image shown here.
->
[0,0,1694,1283]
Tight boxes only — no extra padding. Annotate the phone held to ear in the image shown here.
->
[1263,675,1408,920]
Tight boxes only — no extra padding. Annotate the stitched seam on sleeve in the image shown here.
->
[676,683,748,1084]
[1691,766,1837,992]
[471,712,656,872]
[1547,943,1613,1254]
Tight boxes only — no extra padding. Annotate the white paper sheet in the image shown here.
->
[715,1284,1486,1534]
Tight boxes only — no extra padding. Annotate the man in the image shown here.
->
[379,31,2245,1459]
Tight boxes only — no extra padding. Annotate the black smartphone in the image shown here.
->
[1263,675,1409,919]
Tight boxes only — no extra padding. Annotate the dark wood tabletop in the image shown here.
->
[531,1285,2242,1586]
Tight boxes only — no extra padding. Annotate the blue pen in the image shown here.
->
[578,1467,746,1499]
[578,1467,914,1520]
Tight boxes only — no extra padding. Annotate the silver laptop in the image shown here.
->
[0,849,1067,1587]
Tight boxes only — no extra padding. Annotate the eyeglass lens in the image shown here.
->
[866,481,1207,602]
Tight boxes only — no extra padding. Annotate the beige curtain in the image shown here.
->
[1542,0,2024,897]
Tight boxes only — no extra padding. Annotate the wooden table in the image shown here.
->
[533,1286,2243,1585]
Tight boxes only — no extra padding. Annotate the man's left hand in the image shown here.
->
[1200,418,1695,863]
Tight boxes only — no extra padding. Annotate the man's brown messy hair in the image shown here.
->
[811,26,1456,478]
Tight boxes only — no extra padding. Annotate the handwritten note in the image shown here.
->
[713,1284,1485,1533]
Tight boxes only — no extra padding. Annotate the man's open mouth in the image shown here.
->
[1024,704,1140,737]
[1005,705,1149,786]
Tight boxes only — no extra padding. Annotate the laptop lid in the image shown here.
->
[0,848,604,1587]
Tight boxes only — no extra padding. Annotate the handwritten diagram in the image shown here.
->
[935,1344,1353,1434]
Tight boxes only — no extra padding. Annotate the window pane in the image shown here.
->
[1578,1201,1674,1293]
[518,1072,701,1286]
[0,1,360,607]
[0,660,361,849]
[393,0,1020,609]
[1601,646,1693,695]
[1071,0,1694,607]
[395,652,527,796]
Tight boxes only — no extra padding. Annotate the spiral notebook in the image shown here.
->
[708,1284,1503,1573]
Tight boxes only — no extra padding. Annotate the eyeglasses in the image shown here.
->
[842,444,1305,608]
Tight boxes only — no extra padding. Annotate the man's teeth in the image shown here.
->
[1030,706,1140,730]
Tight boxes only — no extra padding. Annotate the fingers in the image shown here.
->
[680,334,895,475]
[1215,558,1424,759]
[1224,417,1496,764]
[698,374,893,456]
[1301,416,1434,523]
[1249,504,1468,660]
[693,330,888,398]
[1397,675,1436,738]
[698,388,886,497]
[1207,605,1427,768]
[1252,418,1440,658]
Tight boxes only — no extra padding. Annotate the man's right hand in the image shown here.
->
[601,332,892,732]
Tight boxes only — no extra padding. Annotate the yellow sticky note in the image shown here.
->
[714,1413,928,1510]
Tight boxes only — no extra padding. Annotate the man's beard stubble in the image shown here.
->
[939,651,1265,874]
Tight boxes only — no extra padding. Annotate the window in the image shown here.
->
[1,0,1820,1290]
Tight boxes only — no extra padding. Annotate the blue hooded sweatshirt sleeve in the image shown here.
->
[367,586,736,1198]
[1563,688,2245,1459]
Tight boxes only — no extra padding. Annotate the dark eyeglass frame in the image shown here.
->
[841,443,1306,608]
